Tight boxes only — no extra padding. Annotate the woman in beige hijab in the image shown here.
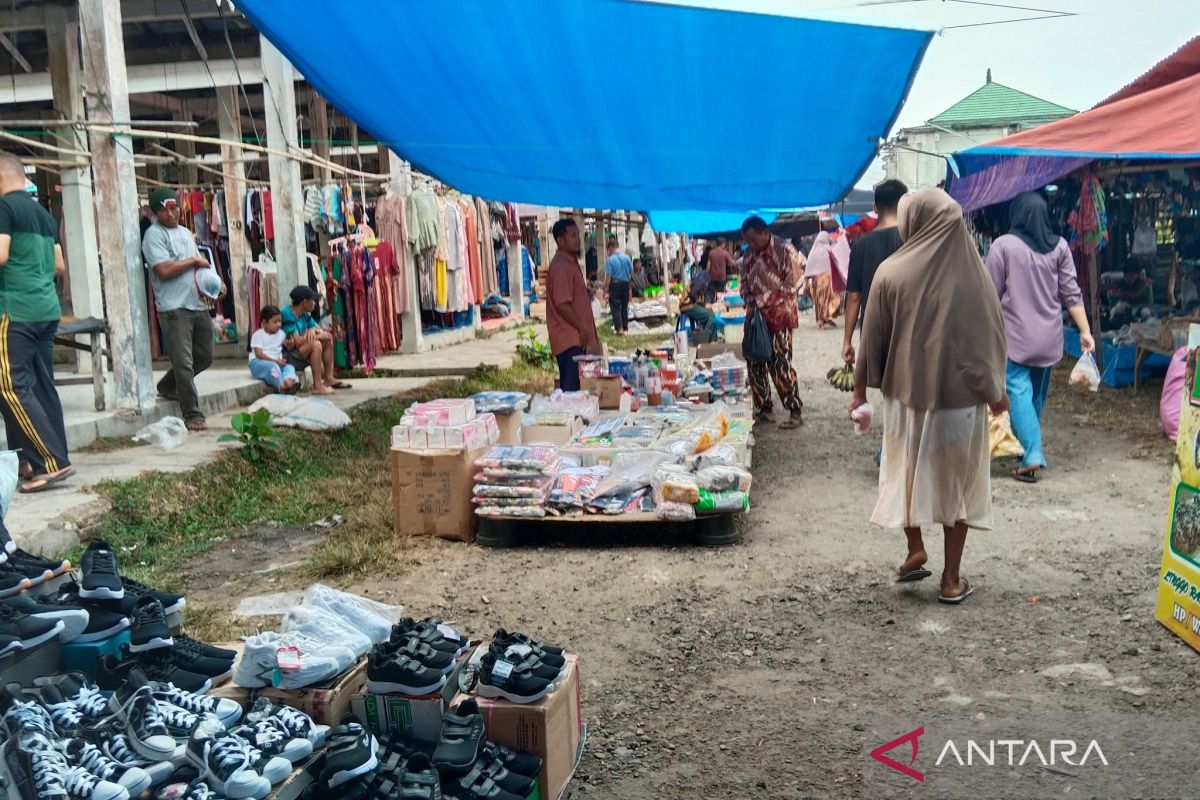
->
[849,188,1008,605]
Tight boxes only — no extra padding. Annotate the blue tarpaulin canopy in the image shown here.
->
[238,0,931,214]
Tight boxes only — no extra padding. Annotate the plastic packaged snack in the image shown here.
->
[695,465,752,493]
[652,464,701,504]
[548,466,609,509]
[690,444,739,470]
[475,444,561,472]
[591,451,678,500]
[475,505,547,518]
[695,489,750,513]
[656,500,696,521]
[473,477,554,498]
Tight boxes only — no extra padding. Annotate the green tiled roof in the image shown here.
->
[929,80,1075,126]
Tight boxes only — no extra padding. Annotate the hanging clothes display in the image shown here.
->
[375,194,411,314]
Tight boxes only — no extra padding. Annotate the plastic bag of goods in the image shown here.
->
[548,466,608,510]
[988,411,1024,459]
[592,451,678,500]
[132,416,189,449]
[470,391,531,414]
[652,464,701,504]
[657,500,696,522]
[1069,352,1101,392]
[696,489,749,513]
[280,605,372,665]
[690,444,739,470]
[475,444,561,473]
[850,403,873,435]
[301,583,402,644]
[695,465,752,493]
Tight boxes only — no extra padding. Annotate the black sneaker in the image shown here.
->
[480,742,541,780]
[3,592,90,643]
[34,672,112,726]
[79,540,124,600]
[378,637,455,673]
[492,630,565,667]
[486,643,563,683]
[175,634,237,662]
[0,563,32,599]
[72,591,132,643]
[320,715,379,788]
[454,754,535,798]
[9,548,71,581]
[432,699,485,775]
[165,647,235,682]
[0,599,64,652]
[477,653,554,705]
[97,652,212,694]
[64,736,154,797]
[2,731,73,800]
[448,764,524,800]
[119,576,184,617]
[185,725,272,800]
[366,651,447,696]
[399,753,443,800]
[245,699,330,748]
[128,596,173,653]
[107,682,177,761]
[390,618,468,656]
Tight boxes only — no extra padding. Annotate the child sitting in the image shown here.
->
[249,305,300,393]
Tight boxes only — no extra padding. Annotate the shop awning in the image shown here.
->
[236,0,931,213]
[948,70,1200,212]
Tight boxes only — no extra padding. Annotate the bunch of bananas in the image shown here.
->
[827,363,855,392]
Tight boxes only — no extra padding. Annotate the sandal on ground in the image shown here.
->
[779,413,803,430]
[330,381,353,390]
[937,578,975,605]
[1013,468,1038,483]
[19,465,76,494]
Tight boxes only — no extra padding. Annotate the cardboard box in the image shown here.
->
[350,692,445,744]
[392,446,487,542]
[581,376,622,410]
[462,656,584,800]
[523,418,583,446]
[208,644,367,726]
[494,411,524,445]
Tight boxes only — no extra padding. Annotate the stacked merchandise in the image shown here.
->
[365,617,469,696]
[233,585,399,691]
[529,391,598,422]
[468,392,531,415]
[392,399,500,451]
[472,447,560,519]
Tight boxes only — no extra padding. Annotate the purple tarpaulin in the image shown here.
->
[947,153,1093,212]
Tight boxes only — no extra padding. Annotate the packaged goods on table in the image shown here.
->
[392,412,498,450]
[470,390,532,414]
[660,407,730,456]
[696,465,752,492]
[531,410,575,426]
[696,488,749,512]
[531,390,600,421]
[476,444,561,472]
[587,451,676,514]
[575,415,629,446]
[473,445,561,518]
[652,463,701,504]
[547,466,609,513]
[405,398,476,426]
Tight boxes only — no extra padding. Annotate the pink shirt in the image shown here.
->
[986,235,1083,368]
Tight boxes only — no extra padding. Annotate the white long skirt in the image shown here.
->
[871,396,993,531]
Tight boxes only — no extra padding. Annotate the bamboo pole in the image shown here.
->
[0,128,90,158]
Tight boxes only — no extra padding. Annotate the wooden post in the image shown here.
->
[260,35,305,293]
[45,4,103,375]
[308,92,331,259]
[1088,250,1103,371]
[217,85,250,344]
[78,0,155,413]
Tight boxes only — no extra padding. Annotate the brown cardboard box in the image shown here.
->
[391,446,486,542]
[581,376,622,409]
[207,644,367,726]
[523,418,582,447]
[464,657,584,800]
[350,692,445,743]
[494,411,524,445]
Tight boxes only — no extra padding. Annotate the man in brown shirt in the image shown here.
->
[546,219,598,392]
[707,239,734,286]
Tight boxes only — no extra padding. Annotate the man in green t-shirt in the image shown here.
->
[0,152,72,492]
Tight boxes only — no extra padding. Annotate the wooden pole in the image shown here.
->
[1088,250,1103,371]
[217,85,251,344]
[79,0,155,412]
[46,4,104,377]
[260,35,305,293]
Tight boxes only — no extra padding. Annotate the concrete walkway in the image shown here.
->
[9,325,538,557]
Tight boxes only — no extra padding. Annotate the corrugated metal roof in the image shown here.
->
[929,80,1074,126]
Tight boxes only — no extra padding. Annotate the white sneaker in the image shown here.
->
[185,731,271,800]
[232,632,343,690]
[281,606,370,664]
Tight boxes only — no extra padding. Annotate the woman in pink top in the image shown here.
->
[986,192,1095,483]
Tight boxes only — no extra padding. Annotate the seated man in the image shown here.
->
[680,281,721,343]
[281,286,350,395]
[631,258,649,298]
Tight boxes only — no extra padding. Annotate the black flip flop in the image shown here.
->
[896,568,932,583]
[1013,469,1038,483]
[937,578,975,605]
[331,381,353,390]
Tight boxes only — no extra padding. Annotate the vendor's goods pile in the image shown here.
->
[653,462,752,520]
[468,392,531,414]
[366,617,469,696]
[392,399,500,450]
[826,363,855,392]
[530,391,598,421]
[709,352,747,391]
[234,585,401,690]
[473,446,561,518]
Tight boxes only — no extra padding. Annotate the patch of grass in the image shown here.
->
[79,436,149,454]
[79,362,554,593]
[597,319,675,354]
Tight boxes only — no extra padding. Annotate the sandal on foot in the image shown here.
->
[19,465,75,494]
[896,568,932,584]
[779,413,802,430]
[937,578,975,605]
[185,419,207,432]
[330,381,352,390]
[1013,468,1038,483]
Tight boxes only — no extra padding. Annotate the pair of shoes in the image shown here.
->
[0,596,68,656]
[244,697,331,748]
[478,630,567,704]
[97,638,233,695]
[433,702,539,800]
[232,631,348,690]
[78,540,186,617]
[185,721,289,799]
[366,618,468,696]
[299,714,378,797]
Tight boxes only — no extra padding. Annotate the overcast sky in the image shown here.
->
[659,0,1199,186]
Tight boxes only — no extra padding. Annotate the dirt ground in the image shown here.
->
[181,324,1200,799]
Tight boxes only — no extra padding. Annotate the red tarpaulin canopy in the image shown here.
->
[948,43,1200,211]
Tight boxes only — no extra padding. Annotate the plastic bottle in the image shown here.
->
[619,390,632,414]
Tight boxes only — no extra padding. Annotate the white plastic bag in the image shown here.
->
[280,605,372,665]
[1069,352,1101,392]
[248,395,352,432]
[132,416,188,449]
[301,583,403,644]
